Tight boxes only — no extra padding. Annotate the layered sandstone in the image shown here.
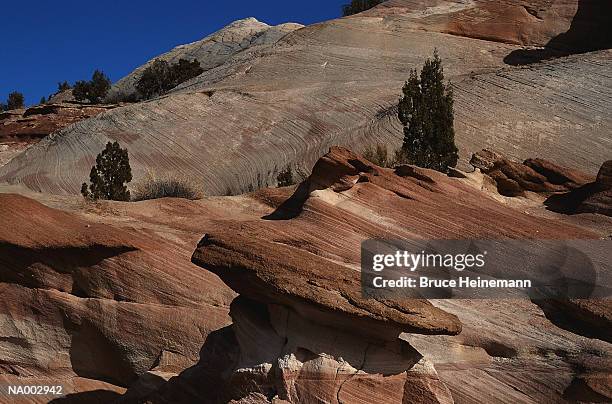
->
[1,2,609,195]
[0,193,234,402]
[123,147,611,404]
[0,103,118,167]
[545,160,612,217]
[470,148,594,196]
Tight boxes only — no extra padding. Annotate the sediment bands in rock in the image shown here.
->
[129,146,610,404]
[0,194,234,396]
[1,2,610,195]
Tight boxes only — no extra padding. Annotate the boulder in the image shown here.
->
[0,194,234,394]
[129,147,605,403]
[545,160,612,216]
[470,149,592,196]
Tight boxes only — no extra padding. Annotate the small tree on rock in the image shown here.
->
[7,92,25,110]
[277,166,295,187]
[136,58,204,100]
[81,141,132,201]
[58,81,71,92]
[398,50,458,172]
[342,0,383,16]
[73,70,111,103]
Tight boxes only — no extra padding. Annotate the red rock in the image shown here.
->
[133,147,604,404]
[471,149,592,196]
[545,160,612,216]
[0,194,234,392]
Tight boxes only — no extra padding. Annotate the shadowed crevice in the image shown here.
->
[504,0,612,65]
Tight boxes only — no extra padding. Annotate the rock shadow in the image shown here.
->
[504,0,612,65]
[530,299,612,343]
[0,243,137,296]
[49,389,122,404]
[262,181,312,220]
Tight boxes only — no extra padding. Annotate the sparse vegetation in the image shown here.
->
[398,50,458,172]
[81,141,132,201]
[277,166,295,187]
[39,96,46,104]
[135,58,204,100]
[73,70,111,103]
[131,175,202,201]
[363,144,391,167]
[342,0,383,16]
[58,81,71,92]
[104,90,139,104]
[2,91,25,110]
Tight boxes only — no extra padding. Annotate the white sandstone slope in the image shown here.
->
[0,1,610,196]
[107,18,304,99]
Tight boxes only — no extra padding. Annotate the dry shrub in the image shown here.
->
[131,174,203,201]
[363,144,391,167]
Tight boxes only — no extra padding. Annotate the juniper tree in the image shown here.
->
[136,58,204,100]
[73,70,111,103]
[342,0,383,16]
[398,50,458,172]
[81,141,132,201]
[58,81,71,92]
[7,92,25,110]
[136,59,172,99]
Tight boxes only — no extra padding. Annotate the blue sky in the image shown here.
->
[1,0,347,106]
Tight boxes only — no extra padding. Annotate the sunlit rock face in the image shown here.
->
[2,1,610,195]
[123,147,610,403]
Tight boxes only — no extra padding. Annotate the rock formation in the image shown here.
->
[545,160,612,216]
[1,1,609,195]
[115,147,611,404]
[470,148,593,196]
[0,193,234,400]
[106,18,304,100]
[0,103,118,167]
[368,0,612,53]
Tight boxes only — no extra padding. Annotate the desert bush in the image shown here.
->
[6,91,25,110]
[342,0,383,16]
[363,144,392,167]
[131,175,203,201]
[81,141,132,201]
[73,70,111,103]
[104,90,139,104]
[398,50,458,173]
[277,166,295,187]
[58,81,71,92]
[136,58,204,100]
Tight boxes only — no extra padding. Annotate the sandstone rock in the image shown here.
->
[596,160,612,189]
[0,103,118,168]
[125,147,608,403]
[0,194,234,395]
[369,0,611,52]
[107,18,304,100]
[0,103,116,140]
[545,160,612,216]
[138,296,453,404]
[1,146,609,402]
[470,149,592,196]
[2,8,609,195]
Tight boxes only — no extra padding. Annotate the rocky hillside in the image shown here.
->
[0,103,117,167]
[0,0,609,196]
[106,18,304,100]
[3,148,607,402]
